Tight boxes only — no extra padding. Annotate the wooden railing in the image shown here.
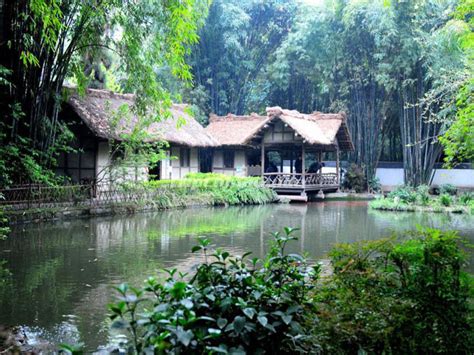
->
[263,173,338,188]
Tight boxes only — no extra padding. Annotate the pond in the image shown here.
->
[1,201,473,351]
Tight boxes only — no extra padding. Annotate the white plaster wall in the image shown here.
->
[431,169,474,187]
[213,150,223,168]
[169,146,199,179]
[95,141,148,188]
[160,150,173,180]
[212,149,247,176]
[375,168,405,187]
[375,167,474,188]
[96,141,111,186]
[234,150,247,177]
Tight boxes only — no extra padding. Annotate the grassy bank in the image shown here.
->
[370,185,474,214]
[4,174,278,224]
[135,173,278,207]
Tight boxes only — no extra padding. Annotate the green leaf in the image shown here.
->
[257,316,268,327]
[181,298,194,309]
[282,314,292,325]
[217,317,228,329]
[243,307,256,319]
[176,328,194,347]
[233,316,246,334]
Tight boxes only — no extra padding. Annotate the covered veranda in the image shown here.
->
[204,106,354,199]
[258,107,353,199]
[261,144,340,196]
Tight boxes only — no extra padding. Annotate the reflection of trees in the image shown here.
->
[2,203,472,351]
[368,209,474,237]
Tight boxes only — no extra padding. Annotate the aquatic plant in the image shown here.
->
[439,193,453,207]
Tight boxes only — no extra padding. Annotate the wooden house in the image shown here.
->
[205,106,354,198]
[57,88,218,186]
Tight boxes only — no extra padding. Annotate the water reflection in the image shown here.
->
[0,202,472,351]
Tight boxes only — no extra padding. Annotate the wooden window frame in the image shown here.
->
[223,150,235,169]
[180,147,191,168]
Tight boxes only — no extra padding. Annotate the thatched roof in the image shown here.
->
[205,113,269,147]
[66,88,218,147]
[205,106,354,151]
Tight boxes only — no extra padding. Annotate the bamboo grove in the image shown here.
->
[0,0,472,187]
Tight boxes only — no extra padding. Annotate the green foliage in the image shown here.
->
[388,185,418,203]
[459,191,474,205]
[126,174,277,207]
[188,0,297,115]
[0,195,9,240]
[415,184,431,205]
[439,0,474,167]
[1,0,209,186]
[439,183,458,196]
[343,164,367,192]
[312,228,474,354]
[368,176,381,193]
[439,193,453,207]
[108,228,318,353]
[370,184,472,213]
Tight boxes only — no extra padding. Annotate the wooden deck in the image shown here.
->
[263,172,339,194]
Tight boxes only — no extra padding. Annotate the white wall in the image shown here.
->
[212,149,247,176]
[431,169,474,187]
[375,168,405,187]
[376,167,474,189]
[170,146,200,179]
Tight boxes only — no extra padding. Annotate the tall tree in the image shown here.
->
[0,0,207,186]
[190,0,297,115]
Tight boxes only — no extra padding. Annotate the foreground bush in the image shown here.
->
[109,228,318,353]
[312,228,474,354]
[106,227,473,354]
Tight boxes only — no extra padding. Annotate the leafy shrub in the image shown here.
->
[343,164,367,192]
[439,183,457,196]
[415,184,431,205]
[439,193,453,207]
[368,176,381,193]
[459,192,474,205]
[312,229,474,354]
[125,175,277,207]
[184,172,228,180]
[369,197,415,211]
[388,185,417,203]
[109,228,318,353]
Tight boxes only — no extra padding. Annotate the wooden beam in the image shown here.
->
[302,144,306,188]
[261,143,265,177]
[336,145,340,187]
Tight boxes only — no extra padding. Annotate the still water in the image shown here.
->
[1,201,473,351]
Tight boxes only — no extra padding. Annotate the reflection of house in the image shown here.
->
[56,89,217,185]
[206,106,354,198]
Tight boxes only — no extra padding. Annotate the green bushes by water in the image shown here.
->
[120,173,277,208]
[313,229,474,354]
[370,185,473,214]
[106,228,474,354]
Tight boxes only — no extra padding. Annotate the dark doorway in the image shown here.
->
[149,162,161,180]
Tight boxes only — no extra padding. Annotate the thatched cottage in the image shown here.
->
[205,107,354,197]
[56,89,217,185]
[57,88,355,197]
